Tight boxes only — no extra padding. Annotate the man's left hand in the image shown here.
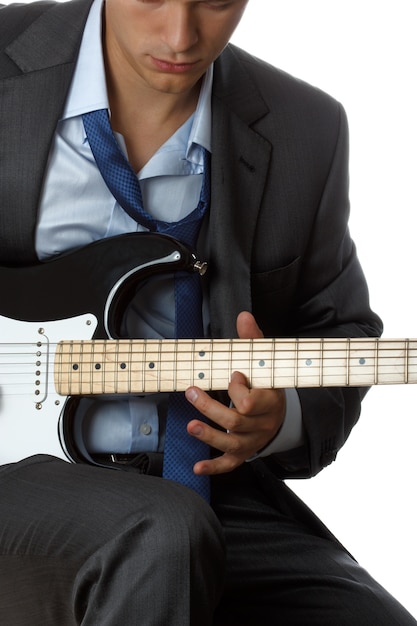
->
[185,311,286,475]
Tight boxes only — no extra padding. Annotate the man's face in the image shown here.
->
[104,0,249,97]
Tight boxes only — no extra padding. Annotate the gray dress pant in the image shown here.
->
[0,455,224,625]
[0,455,415,625]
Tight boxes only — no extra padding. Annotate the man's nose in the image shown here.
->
[160,4,199,53]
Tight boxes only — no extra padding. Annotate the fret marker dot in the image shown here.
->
[120,363,126,370]
[259,360,265,367]
[72,364,79,371]
[306,359,312,366]
[149,362,155,369]
[359,358,366,365]
[199,351,206,357]
[198,372,205,379]
[95,363,101,370]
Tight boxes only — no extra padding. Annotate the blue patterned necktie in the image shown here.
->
[83,109,210,500]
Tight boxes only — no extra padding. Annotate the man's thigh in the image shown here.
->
[0,455,225,626]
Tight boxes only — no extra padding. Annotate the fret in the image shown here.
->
[156,340,162,392]
[69,341,76,392]
[374,340,412,385]
[114,339,121,393]
[143,340,161,392]
[228,340,233,384]
[344,339,377,386]
[68,341,76,394]
[101,340,111,394]
[192,340,212,391]
[409,341,417,383]
[82,340,91,394]
[71,340,87,395]
[128,339,134,394]
[90,340,103,395]
[87,340,93,393]
[272,338,277,388]
[250,339,273,388]
[174,340,193,390]
[405,339,409,384]
[319,338,324,387]
[173,339,178,392]
[294,340,329,387]
[346,338,351,386]
[208,339,213,390]
[270,339,296,387]
[207,339,230,389]
[113,340,133,394]
[71,341,80,394]
[158,340,175,392]
[294,339,299,387]
[228,339,248,384]
[102,340,108,394]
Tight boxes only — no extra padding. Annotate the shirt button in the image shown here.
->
[140,423,152,436]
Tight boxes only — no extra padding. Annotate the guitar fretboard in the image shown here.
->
[54,337,417,396]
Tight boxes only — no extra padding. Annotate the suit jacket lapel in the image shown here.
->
[208,45,272,337]
[0,0,93,264]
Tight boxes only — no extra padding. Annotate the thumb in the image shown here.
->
[236,311,264,339]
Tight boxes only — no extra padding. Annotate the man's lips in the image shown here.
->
[151,57,199,73]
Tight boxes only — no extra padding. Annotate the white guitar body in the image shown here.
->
[0,314,97,464]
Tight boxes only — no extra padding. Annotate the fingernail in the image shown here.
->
[186,388,198,403]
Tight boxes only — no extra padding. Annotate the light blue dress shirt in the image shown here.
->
[36,0,303,457]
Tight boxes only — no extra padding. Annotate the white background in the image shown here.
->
[2,0,416,618]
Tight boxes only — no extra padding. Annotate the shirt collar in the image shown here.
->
[62,0,108,118]
[62,0,212,154]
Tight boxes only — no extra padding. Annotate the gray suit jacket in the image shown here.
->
[0,0,382,479]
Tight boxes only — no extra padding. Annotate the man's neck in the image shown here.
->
[107,79,200,172]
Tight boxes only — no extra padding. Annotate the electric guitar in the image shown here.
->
[0,232,415,466]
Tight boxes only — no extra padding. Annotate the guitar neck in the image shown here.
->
[54,337,417,396]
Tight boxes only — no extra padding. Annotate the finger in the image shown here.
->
[194,453,245,476]
[185,386,236,430]
[189,425,259,475]
[185,384,255,434]
[187,419,238,452]
[187,414,272,463]
[236,311,264,339]
[228,371,286,421]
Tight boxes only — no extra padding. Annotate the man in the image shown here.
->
[0,0,415,624]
